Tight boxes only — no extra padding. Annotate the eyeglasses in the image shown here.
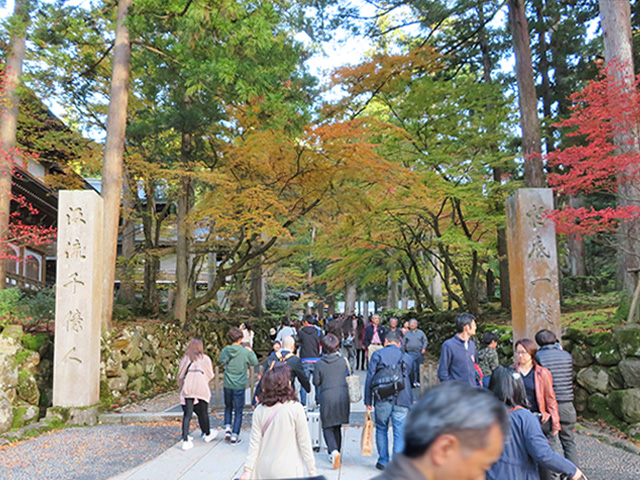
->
[516,351,530,356]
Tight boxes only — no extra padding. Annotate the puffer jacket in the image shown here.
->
[536,344,574,403]
[514,362,561,433]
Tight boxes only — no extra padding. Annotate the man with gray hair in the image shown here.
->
[373,382,507,480]
[403,319,428,388]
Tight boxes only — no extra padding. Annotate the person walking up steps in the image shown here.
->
[177,338,217,451]
[219,327,258,445]
[365,330,413,471]
[239,365,317,480]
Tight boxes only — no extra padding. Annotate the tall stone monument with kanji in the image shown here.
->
[52,190,104,407]
[506,188,561,342]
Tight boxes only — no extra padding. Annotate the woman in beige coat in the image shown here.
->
[239,365,317,480]
[177,338,217,451]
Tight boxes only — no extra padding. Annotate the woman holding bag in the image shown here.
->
[313,333,351,470]
[239,365,317,480]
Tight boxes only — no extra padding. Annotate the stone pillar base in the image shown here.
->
[46,405,99,426]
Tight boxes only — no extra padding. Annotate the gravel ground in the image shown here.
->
[0,423,178,480]
[114,390,180,414]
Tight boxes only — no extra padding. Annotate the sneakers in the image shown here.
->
[230,435,242,446]
[203,431,218,443]
[329,450,341,469]
[182,439,194,451]
[224,425,232,442]
[375,462,385,471]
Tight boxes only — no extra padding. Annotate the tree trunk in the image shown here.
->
[173,130,192,325]
[250,260,265,316]
[387,276,398,310]
[508,0,545,187]
[0,0,29,290]
[479,5,510,310]
[534,0,554,152]
[566,196,587,276]
[599,0,640,296]
[101,0,132,329]
[119,168,136,303]
[400,279,409,310]
[345,282,357,316]
[207,251,217,291]
[362,292,369,319]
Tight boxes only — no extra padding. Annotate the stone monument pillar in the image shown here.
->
[506,188,561,342]
[53,191,104,407]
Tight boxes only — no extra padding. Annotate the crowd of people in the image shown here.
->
[175,312,586,480]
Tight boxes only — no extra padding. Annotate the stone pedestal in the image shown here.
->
[53,191,103,407]
[506,188,561,342]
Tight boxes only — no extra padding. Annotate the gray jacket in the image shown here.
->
[403,329,428,353]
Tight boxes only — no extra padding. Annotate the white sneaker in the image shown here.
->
[182,439,194,451]
[331,450,341,469]
[203,431,218,443]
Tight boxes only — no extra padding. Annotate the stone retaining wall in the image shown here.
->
[565,325,640,434]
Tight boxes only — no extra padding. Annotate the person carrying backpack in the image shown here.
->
[364,330,414,471]
[254,336,311,402]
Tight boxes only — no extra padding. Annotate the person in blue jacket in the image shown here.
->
[437,313,479,386]
[487,366,585,480]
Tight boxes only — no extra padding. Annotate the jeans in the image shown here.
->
[223,388,245,435]
[374,401,409,467]
[181,398,210,441]
[300,362,315,406]
[407,351,423,384]
[342,344,357,372]
[323,425,342,453]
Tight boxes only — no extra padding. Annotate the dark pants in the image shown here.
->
[323,425,342,453]
[407,351,423,384]
[181,398,210,441]
[356,349,367,370]
[223,388,245,435]
[539,402,578,480]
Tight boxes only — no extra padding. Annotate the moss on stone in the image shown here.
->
[21,333,49,353]
[586,393,627,430]
[11,406,27,429]
[585,331,614,347]
[613,325,640,358]
[608,390,625,421]
[99,379,115,410]
[589,343,621,366]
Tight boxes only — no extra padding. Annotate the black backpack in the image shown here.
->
[371,355,406,400]
[269,350,294,370]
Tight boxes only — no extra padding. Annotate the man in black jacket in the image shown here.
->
[297,314,322,406]
[264,335,311,394]
[535,329,579,470]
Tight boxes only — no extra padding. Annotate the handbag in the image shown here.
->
[345,358,362,403]
[361,410,374,456]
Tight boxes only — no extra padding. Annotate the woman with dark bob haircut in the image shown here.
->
[240,365,316,480]
[487,366,584,480]
[313,333,351,469]
[514,338,560,436]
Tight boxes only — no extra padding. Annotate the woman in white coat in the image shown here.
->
[239,365,317,480]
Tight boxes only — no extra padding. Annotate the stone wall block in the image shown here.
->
[17,370,40,406]
[619,358,640,388]
[619,389,640,424]
[577,366,610,394]
[0,390,12,433]
[613,325,640,358]
[574,387,589,413]
[608,366,625,390]
[20,351,40,373]
[589,343,621,366]
[572,345,594,368]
